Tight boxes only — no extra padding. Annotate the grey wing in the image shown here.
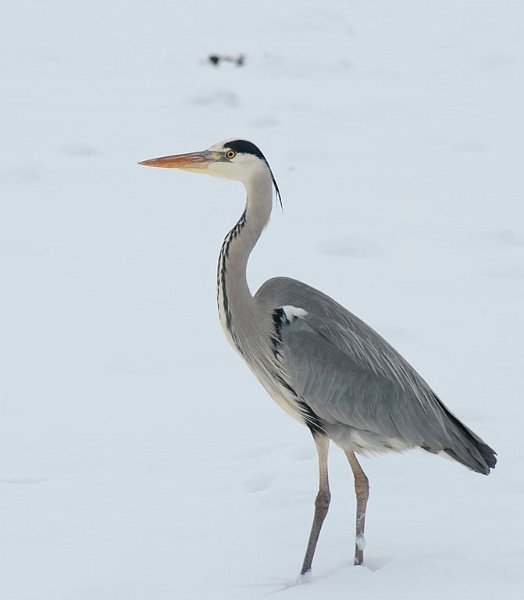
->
[256,277,496,474]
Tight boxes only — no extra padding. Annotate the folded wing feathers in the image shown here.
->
[257,277,496,474]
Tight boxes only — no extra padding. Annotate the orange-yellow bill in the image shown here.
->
[138,151,213,169]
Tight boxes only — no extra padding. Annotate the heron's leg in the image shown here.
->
[344,450,369,566]
[300,434,330,576]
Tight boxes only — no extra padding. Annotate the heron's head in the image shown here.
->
[139,139,281,206]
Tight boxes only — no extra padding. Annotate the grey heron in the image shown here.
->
[139,139,497,575]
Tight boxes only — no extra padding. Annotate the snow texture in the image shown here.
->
[1,1,523,599]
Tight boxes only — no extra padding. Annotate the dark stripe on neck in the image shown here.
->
[217,210,247,352]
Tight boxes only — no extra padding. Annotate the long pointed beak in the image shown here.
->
[138,150,215,170]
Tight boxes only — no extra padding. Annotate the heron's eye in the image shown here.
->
[225,150,236,159]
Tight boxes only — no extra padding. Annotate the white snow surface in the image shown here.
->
[1,1,523,599]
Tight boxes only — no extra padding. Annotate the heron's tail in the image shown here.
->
[436,400,497,475]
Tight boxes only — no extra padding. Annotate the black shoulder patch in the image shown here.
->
[225,139,266,160]
[271,308,324,436]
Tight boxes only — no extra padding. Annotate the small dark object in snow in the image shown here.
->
[208,54,245,67]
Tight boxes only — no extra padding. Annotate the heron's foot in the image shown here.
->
[354,534,366,565]
[299,561,312,577]
[297,571,312,585]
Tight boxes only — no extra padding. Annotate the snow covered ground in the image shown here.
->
[1,1,523,598]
